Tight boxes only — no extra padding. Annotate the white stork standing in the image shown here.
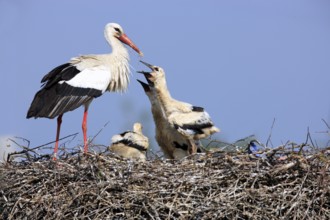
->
[26,23,143,159]
[138,61,220,155]
[109,122,149,161]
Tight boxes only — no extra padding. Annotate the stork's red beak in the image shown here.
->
[118,33,143,56]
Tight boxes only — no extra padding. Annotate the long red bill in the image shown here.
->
[118,33,143,56]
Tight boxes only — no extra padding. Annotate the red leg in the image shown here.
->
[53,114,63,160]
[82,108,88,153]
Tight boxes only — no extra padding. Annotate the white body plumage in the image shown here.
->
[138,61,220,155]
[109,123,149,161]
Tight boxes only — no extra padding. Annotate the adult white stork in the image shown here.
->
[27,23,143,159]
[138,61,219,155]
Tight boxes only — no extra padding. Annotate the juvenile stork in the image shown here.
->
[138,61,219,154]
[109,123,149,161]
[137,79,191,159]
[26,23,142,159]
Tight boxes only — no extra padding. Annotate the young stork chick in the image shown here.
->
[109,123,149,161]
[138,61,220,154]
[137,79,191,159]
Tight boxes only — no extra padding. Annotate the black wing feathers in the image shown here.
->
[173,141,188,151]
[192,106,204,112]
[173,141,201,152]
[27,63,102,119]
[113,139,147,152]
[119,131,130,137]
[174,122,214,134]
[57,83,101,97]
[41,63,70,83]
[41,63,80,89]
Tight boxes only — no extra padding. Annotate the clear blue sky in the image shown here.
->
[1,0,329,153]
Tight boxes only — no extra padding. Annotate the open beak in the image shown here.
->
[137,70,151,75]
[139,60,155,70]
[118,33,143,56]
[137,79,151,92]
[137,71,154,86]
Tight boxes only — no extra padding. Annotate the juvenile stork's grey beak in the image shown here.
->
[137,70,151,75]
[139,60,154,70]
[136,70,154,86]
[136,79,151,92]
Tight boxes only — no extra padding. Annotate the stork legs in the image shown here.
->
[53,114,63,160]
[53,103,91,160]
[82,106,89,154]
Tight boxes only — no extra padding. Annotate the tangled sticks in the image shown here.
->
[1,145,330,219]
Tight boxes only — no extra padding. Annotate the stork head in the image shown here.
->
[132,122,149,151]
[105,23,143,56]
[133,122,143,134]
[137,61,166,88]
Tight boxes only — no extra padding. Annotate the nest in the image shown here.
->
[1,144,330,219]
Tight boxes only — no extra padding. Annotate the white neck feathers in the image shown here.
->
[107,36,130,92]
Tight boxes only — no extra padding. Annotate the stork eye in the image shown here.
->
[154,67,159,71]
[114,27,121,33]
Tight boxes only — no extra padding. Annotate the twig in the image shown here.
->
[6,133,79,162]
[13,136,30,148]
[88,121,110,145]
[32,132,79,150]
[266,118,276,147]
[322,118,330,130]
[305,127,316,148]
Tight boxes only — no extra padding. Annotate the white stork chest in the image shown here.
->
[107,57,130,92]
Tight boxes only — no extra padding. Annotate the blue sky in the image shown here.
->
[1,0,329,154]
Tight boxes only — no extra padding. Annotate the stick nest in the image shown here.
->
[1,145,330,219]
